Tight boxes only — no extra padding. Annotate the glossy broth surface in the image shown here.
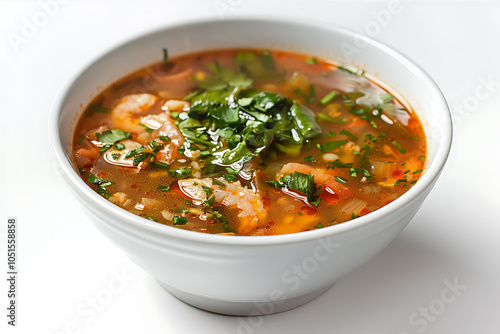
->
[72,49,426,235]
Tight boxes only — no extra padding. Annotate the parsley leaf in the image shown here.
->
[317,140,348,153]
[173,216,188,225]
[266,171,322,204]
[168,167,192,179]
[95,129,130,146]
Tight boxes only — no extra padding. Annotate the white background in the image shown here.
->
[1,1,500,333]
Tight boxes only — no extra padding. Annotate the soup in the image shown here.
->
[72,49,426,236]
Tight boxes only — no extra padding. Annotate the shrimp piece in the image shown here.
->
[108,192,132,208]
[155,100,188,146]
[152,100,189,164]
[178,177,267,235]
[110,94,159,134]
[278,163,353,199]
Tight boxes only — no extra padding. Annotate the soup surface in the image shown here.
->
[72,49,426,235]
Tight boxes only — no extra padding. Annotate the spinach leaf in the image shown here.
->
[290,101,322,139]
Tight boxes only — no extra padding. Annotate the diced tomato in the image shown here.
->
[391,169,404,179]
[320,188,340,205]
[300,206,317,216]
[359,207,372,216]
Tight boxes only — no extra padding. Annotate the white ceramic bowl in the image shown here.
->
[49,17,452,316]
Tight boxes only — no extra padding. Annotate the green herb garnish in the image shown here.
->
[156,185,171,192]
[391,140,407,154]
[339,129,357,141]
[317,113,347,124]
[319,90,338,105]
[173,216,188,225]
[266,171,322,204]
[168,167,192,179]
[304,58,318,65]
[317,140,348,153]
[304,155,315,163]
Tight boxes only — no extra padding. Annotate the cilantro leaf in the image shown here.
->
[168,167,192,179]
[95,129,130,146]
[266,171,322,204]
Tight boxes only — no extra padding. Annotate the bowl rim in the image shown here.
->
[49,16,452,246]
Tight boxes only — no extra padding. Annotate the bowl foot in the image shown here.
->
[158,281,333,316]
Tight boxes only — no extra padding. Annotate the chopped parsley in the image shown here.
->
[202,185,213,196]
[141,214,157,222]
[138,124,154,133]
[304,58,318,65]
[89,104,111,114]
[95,129,130,152]
[87,173,114,199]
[317,140,348,153]
[317,113,347,124]
[168,167,192,179]
[152,162,169,170]
[223,167,238,182]
[173,216,188,225]
[334,176,348,185]
[158,135,171,142]
[339,129,357,141]
[304,155,315,163]
[319,90,338,105]
[391,140,407,154]
[266,171,322,204]
[156,184,171,192]
[349,167,373,180]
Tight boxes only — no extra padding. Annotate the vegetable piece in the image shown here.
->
[317,140,348,153]
[87,173,114,199]
[235,51,264,76]
[95,129,130,146]
[89,104,111,114]
[290,101,322,140]
[156,185,171,192]
[168,167,192,179]
[391,140,407,154]
[339,129,357,141]
[266,171,322,204]
[304,155,315,163]
[304,58,318,65]
[341,198,367,214]
[173,216,188,225]
[317,113,347,124]
[319,91,338,105]
[262,50,276,70]
[334,176,348,185]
